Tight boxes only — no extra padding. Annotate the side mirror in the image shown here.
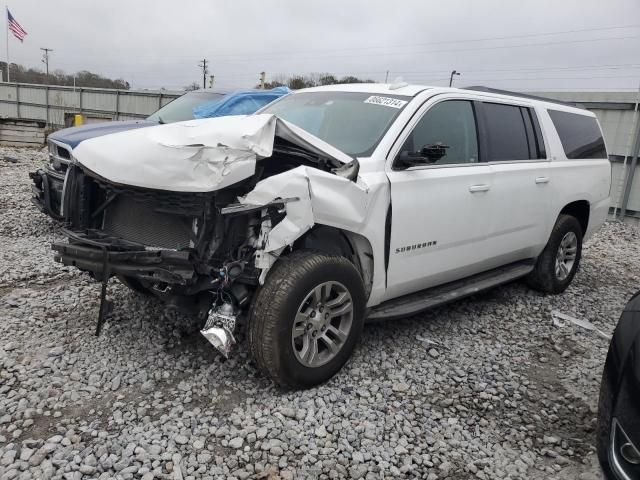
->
[420,142,449,160]
[396,142,449,169]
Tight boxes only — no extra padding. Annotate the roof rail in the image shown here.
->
[462,86,580,108]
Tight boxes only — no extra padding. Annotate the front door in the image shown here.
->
[385,99,494,300]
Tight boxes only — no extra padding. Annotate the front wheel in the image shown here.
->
[527,214,583,294]
[249,250,366,389]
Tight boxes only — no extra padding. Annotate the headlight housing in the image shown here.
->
[47,140,72,172]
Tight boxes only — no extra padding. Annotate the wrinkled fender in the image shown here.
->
[241,166,390,306]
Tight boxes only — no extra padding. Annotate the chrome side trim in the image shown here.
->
[403,158,551,172]
[404,162,485,171]
[610,418,637,480]
[60,169,71,217]
[487,159,550,165]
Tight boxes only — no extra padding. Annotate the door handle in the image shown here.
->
[469,184,490,193]
[535,176,550,184]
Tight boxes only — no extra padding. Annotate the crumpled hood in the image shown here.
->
[49,119,155,149]
[72,114,353,192]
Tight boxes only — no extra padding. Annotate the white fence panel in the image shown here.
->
[0,82,180,126]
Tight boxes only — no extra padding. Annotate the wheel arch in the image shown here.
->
[292,225,375,299]
[559,200,590,235]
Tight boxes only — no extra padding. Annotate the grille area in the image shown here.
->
[95,178,209,216]
[102,196,194,249]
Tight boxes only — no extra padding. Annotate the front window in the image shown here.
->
[400,100,479,165]
[260,91,410,156]
[147,91,225,123]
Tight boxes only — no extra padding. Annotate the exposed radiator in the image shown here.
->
[102,196,194,250]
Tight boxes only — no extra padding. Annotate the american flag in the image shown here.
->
[7,9,26,42]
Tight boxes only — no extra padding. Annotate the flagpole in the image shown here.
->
[5,6,9,83]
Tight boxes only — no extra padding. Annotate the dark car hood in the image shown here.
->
[49,119,157,149]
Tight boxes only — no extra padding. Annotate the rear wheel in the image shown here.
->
[527,214,583,293]
[249,250,366,389]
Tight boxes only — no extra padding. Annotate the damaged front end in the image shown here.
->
[53,114,364,358]
[53,162,297,350]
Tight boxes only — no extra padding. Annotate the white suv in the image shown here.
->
[49,83,611,388]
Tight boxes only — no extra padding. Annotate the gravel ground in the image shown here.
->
[1,146,639,480]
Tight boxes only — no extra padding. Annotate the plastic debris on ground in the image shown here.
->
[415,334,445,348]
[551,310,611,339]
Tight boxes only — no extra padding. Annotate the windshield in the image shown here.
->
[147,91,225,123]
[260,91,410,156]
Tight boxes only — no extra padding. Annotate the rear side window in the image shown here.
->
[547,110,607,159]
[482,102,544,161]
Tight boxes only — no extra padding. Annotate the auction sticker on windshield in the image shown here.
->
[364,96,408,109]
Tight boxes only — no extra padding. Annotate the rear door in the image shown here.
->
[385,97,494,300]
[477,101,551,265]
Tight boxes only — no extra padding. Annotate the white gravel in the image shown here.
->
[1,146,638,479]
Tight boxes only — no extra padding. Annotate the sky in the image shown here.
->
[4,0,640,92]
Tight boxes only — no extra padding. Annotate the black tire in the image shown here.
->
[527,214,583,294]
[117,275,151,296]
[249,250,366,389]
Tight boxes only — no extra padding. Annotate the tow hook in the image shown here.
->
[200,301,237,358]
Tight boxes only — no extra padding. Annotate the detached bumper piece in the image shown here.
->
[52,231,197,286]
[53,229,203,336]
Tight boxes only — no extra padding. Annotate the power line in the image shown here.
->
[167,23,640,60]
[201,34,640,64]
[45,61,640,81]
[34,23,640,65]
[105,64,640,79]
[87,33,634,68]
[367,63,640,76]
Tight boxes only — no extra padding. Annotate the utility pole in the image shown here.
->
[40,48,53,80]
[385,70,389,83]
[198,59,208,89]
[259,71,266,89]
[449,70,460,87]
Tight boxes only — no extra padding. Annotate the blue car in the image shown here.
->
[30,87,289,219]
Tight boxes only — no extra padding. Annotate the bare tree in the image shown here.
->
[259,73,374,90]
[0,61,130,89]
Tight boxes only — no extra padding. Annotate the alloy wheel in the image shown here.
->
[555,231,578,281]
[291,281,354,368]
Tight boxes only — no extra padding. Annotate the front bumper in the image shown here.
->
[52,229,198,287]
[30,167,65,220]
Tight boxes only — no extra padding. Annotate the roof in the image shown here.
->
[300,83,431,96]
[289,83,598,116]
[462,86,577,108]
